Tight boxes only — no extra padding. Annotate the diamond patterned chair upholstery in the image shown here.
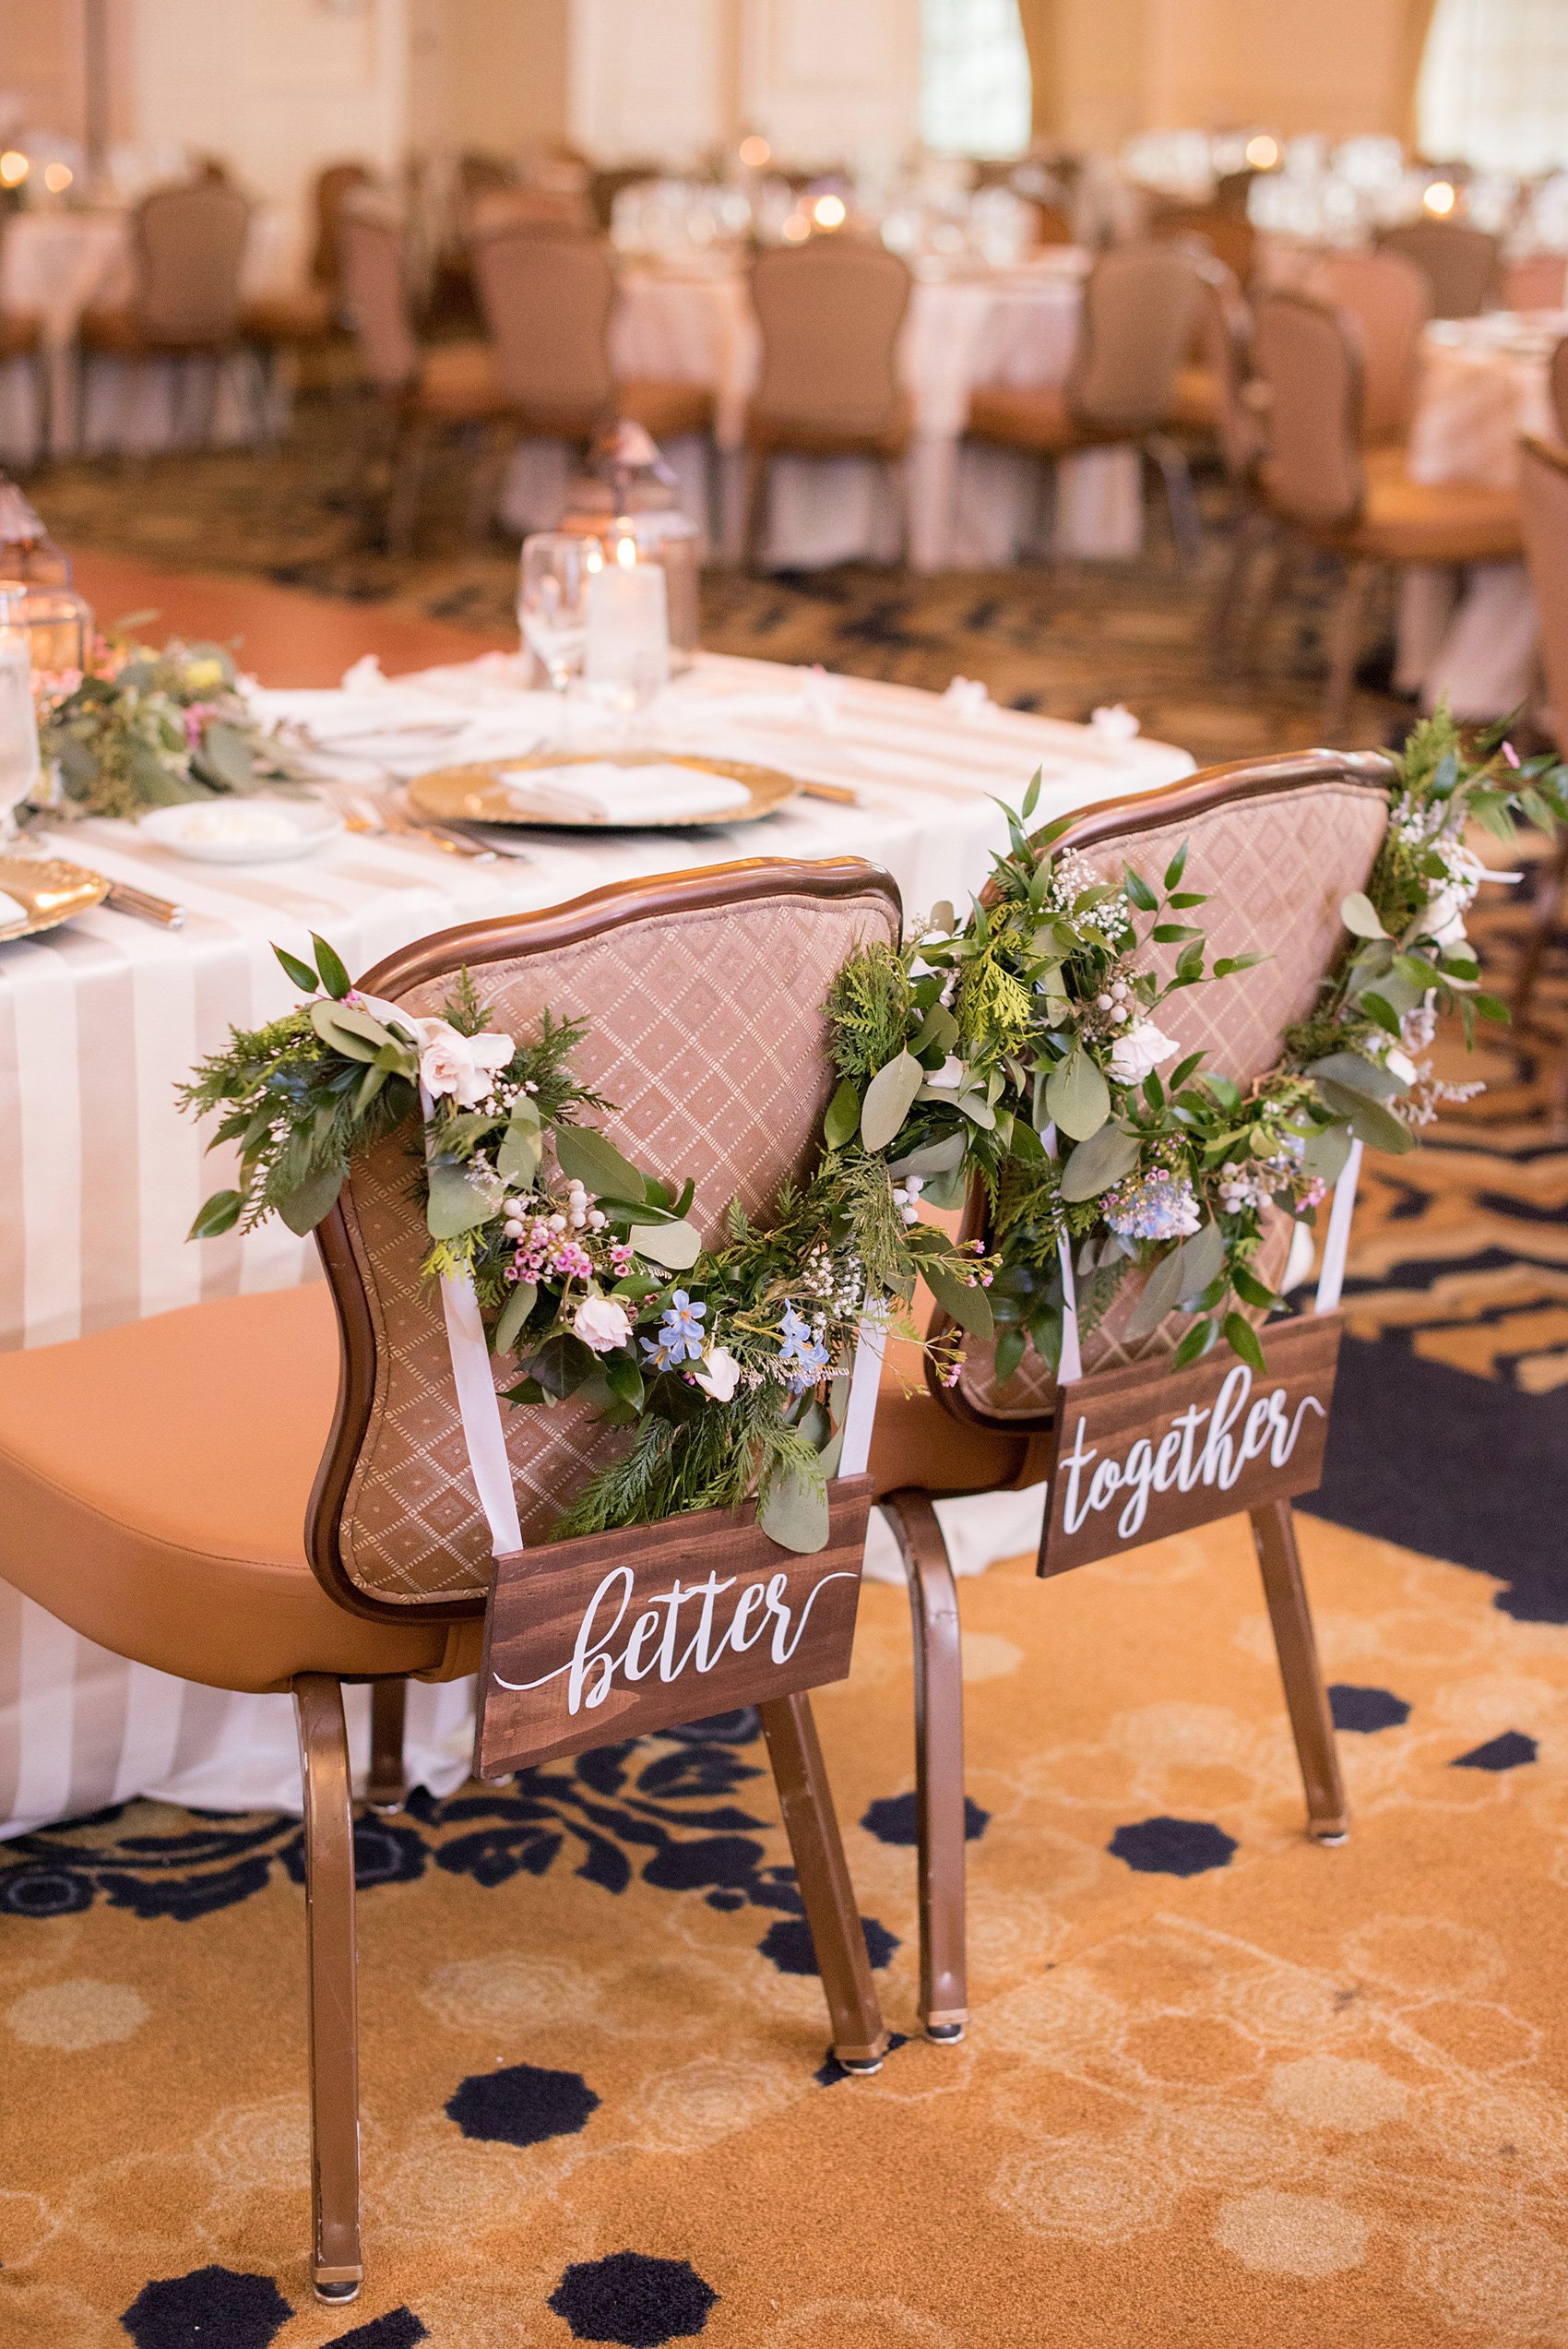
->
[865,751,1391,2041]
[0,856,899,2306]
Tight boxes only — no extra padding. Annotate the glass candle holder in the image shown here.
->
[584,542,671,718]
[0,589,42,838]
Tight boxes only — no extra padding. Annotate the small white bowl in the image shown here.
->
[137,795,344,864]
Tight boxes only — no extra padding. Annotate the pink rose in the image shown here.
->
[573,1294,633,1353]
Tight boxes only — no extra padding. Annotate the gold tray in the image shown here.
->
[409,751,799,830]
[0,854,110,943]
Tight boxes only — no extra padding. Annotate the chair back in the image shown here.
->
[1503,253,1568,312]
[306,859,900,1620]
[310,161,374,292]
[339,208,420,395]
[1551,336,1568,444]
[1304,249,1429,446]
[937,754,1390,1427]
[1375,220,1502,319]
[1520,435,1568,755]
[1151,201,1256,288]
[470,226,616,417]
[749,240,911,434]
[1193,256,1262,482]
[1251,292,1366,527]
[133,181,251,345]
[1067,242,1203,431]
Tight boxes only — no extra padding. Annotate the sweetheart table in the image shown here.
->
[0,632,1192,1838]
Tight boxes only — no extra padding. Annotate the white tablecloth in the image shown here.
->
[0,650,1192,1835]
[501,256,1143,571]
[1393,315,1568,721]
[0,205,292,463]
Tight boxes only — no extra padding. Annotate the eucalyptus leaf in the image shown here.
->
[188,1187,243,1240]
[493,1281,538,1357]
[888,1129,967,1178]
[1175,1218,1226,1304]
[1060,1121,1141,1202]
[1305,1050,1404,1102]
[553,1122,647,1202]
[1122,1242,1188,1340]
[425,1158,495,1240]
[861,1050,926,1152]
[992,1324,1028,1385]
[918,1163,968,1211]
[928,899,956,936]
[1044,1046,1110,1141]
[1340,890,1388,939]
[757,1460,830,1555]
[922,1256,994,1340]
[278,1166,344,1235]
[951,1089,996,1129]
[194,721,258,793]
[497,1096,543,1186]
[309,1001,380,1063]
[824,1078,861,1151]
[1301,1121,1354,1186]
[1314,1079,1415,1155]
[910,1001,960,1056]
[629,1217,702,1270]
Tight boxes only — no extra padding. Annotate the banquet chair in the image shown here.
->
[1552,336,1568,443]
[966,242,1207,569]
[1374,220,1502,320]
[0,232,44,460]
[240,161,374,399]
[1509,432,1568,1108]
[1229,291,1522,736]
[1503,254,1568,313]
[1303,249,1430,447]
[0,858,894,2304]
[78,179,252,449]
[339,206,512,552]
[469,222,716,531]
[742,238,914,569]
[865,748,1389,2038]
[1166,256,1260,483]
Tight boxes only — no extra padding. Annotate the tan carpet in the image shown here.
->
[3,1504,1566,2348]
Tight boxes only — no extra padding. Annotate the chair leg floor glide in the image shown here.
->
[758,1692,890,2069]
[292,1674,363,2304]
[1249,1500,1350,1842]
[881,1490,969,2041]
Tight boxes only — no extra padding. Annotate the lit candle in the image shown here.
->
[585,554,670,715]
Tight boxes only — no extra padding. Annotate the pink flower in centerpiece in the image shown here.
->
[573,1294,633,1353]
[183,701,218,747]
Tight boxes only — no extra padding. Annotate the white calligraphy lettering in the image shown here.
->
[1151,1428,1183,1491]
[1117,1437,1155,1539]
[1173,1403,1211,1492]
[1200,1365,1252,1491]
[1060,1416,1099,1534]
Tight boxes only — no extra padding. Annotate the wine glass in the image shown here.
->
[518,533,595,737]
[0,589,42,840]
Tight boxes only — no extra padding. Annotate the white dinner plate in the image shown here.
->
[137,795,344,864]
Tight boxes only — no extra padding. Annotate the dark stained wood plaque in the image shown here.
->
[476,1475,873,1774]
[1039,1313,1342,1579]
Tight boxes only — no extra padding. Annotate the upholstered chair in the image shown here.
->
[240,161,375,387]
[742,238,915,569]
[1510,432,1568,1109]
[78,180,253,448]
[0,224,43,455]
[338,206,513,552]
[863,751,1391,2040]
[1303,249,1431,447]
[967,242,1208,568]
[1225,292,1522,735]
[1167,256,1262,483]
[1375,219,1503,320]
[0,859,899,2304]
[1551,335,1568,444]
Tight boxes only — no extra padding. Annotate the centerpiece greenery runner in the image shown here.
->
[33,637,303,821]
[182,710,1563,1550]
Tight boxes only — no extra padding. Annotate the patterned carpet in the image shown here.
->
[5,407,1568,2347]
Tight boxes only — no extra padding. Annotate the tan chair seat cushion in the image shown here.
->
[967,383,1080,452]
[1168,362,1218,431]
[412,339,509,420]
[1265,447,1524,564]
[867,1336,1029,1499]
[746,391,913,459]
[242,286,336,344]
[78,306,232,357]
[620,378,715,441]
[0,311,42,359]
[0,1285,480,1695]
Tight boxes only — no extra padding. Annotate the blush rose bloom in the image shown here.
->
[692,1344,742,1401]
[414,1018,514,1108]
[1109,1020,1179,1084]
[573,1294,633,1354]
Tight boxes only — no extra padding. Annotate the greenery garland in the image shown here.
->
[31,637,305,822]
[181,935,988,1553]
[182,708,1565,1547]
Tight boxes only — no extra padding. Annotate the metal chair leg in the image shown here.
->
[1514,829,1568,1029]
[758,1691,889,2070]
[386,413,433,555]
[1249,1502,1348,1842]
[292,1674,362,2305]
[1209,507,1268,654]
[742,445,768,573]
[367,1676,407,1814]
[1146,432,1204,571]
[1322,556,1378,742]
[881,1490,968,2041]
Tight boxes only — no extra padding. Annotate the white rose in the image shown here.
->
[1109,1020,1179,1084]
[693,1344,742,1402]
[1383,1047,1419,1088]
[572,1294,633,1354]
[1424,886,1471,949]
[1090,703,1140,743]
[415,1018,515,1107]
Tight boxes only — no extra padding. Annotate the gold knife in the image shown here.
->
[104,880,185,928]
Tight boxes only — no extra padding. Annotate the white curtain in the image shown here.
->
[919,0,1032,158]
[1419,0,1568,174]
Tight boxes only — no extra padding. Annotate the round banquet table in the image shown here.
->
[0,570,1194,1836]
[0,204,292,464]
[1394,313,1567,721]
[500,251,1145,571]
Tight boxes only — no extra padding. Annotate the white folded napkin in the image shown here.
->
[505,760,752,824]
[0,889,30,931]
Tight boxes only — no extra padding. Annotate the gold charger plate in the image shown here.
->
[408,751,799,830]
[0,854,110,944]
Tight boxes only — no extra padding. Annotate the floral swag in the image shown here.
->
[182,711,1563,1547]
